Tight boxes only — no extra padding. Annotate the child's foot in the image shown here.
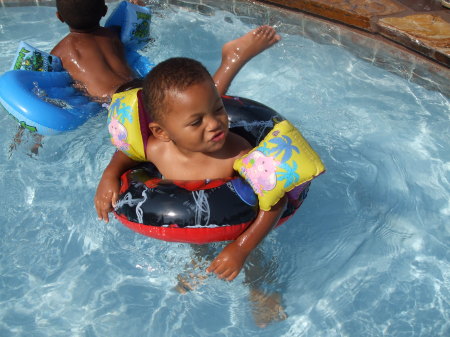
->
[30,134,43,156]
[175,274,196,294]
[9,126,25,157]
[221,25,281,67]
[214,26,281,94]
[30,142,42,156]
[174,258,208,294]
[174,273,208,294]
[250,289,288,328]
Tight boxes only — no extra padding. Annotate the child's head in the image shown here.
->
[143,57,215,123]
[143,57,229,154]
[56,0,107,31]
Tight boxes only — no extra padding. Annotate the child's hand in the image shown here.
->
[206,242,250,281]
[94,174,120,223]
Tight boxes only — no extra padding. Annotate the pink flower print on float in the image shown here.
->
[108,116,130,152]
[241,150,280,195]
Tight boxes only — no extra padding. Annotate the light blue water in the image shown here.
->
[1,2,449,337]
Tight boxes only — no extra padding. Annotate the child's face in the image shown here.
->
[158,79,229,154]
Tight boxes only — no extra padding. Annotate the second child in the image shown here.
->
[51,0,281,101]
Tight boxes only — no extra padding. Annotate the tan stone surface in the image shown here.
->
[263,0,406,30]
[397,0,443,11]
[379,14,450,48]
[378,13,450,66]
[317,0,405,16]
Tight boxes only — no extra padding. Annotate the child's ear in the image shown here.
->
[56,12,64,23]
[149,122,171,142]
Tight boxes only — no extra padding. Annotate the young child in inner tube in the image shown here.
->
[50,0,281,102]
[95,57,288,283]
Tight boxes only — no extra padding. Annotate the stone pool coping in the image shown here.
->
[1,0,449,95]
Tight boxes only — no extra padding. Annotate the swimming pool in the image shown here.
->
[0,1,449,336]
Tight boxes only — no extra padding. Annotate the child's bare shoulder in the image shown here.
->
[51,35,70,56]
[52,27,121,58]
[228,131,252,157]
[145,135,169,163]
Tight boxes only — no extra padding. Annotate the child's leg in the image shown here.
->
[213,25,281,96]
[249,288,287,328]
[9,126,25,152]
[9,126,43,157]
[30,134,43,156]
[244,249,287,328]
[175,244,214,294]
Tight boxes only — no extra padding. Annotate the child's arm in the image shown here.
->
[129,0,146,5]
[94,150,138,222]
[207,195,288,281]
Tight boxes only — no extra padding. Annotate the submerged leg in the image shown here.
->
[249,288,288,328]
[8,126,43,157]
[30,134,43,156]
[174,244,214,294]
[244,248,287,328]
[213,25,281,96]
[9,126,25,157]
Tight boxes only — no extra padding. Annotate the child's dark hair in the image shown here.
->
[143,57,213,122]
[56,0,107,30]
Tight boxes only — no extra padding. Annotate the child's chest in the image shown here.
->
[153,154,236,181]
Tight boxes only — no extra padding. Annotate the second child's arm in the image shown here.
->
[206,195,288,281]
[94,151,138,222]
[128,0,146,5]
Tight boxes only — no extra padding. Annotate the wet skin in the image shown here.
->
[147,79,249,181]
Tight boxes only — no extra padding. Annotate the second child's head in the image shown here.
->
[56,0,107,31]
[143,57,229,154]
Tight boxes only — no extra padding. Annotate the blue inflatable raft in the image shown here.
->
[0,1,153,136]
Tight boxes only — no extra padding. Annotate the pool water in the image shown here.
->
[1,2,449,336]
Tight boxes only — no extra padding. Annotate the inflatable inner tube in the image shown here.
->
[113,96,310,244]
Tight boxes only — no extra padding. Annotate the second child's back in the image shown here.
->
[51,27,134,99]
[51,0,137,100]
